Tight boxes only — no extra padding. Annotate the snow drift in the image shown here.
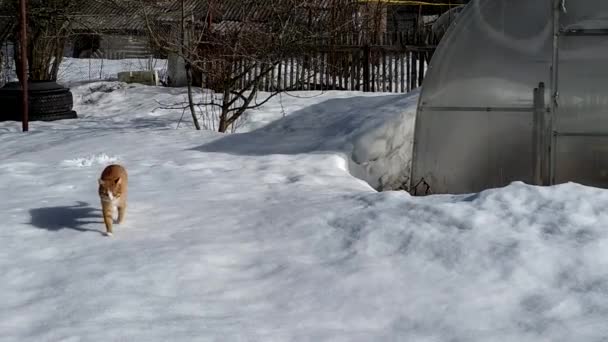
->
[67,82,417,191]
[2,80,607,341]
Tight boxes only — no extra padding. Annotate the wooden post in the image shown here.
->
[411,52,417,90]
[338,56,343,90]
[362,44,370,92]
[355,49,361,91]
[349,50,355,91]
[325,52,330,90]
[400,52,405,93]
[382,50,387,92]
[295,56,301,89]
[300,55,307,90]
[289,57,294,90]
[277,61,282,91]
[370,53,376,92]
[320,53,325,90]
[248,62,254,89]
[331,53,336,90]
[313,54,318,90]
[418,51,425,86]
[19,0,28,132]
[388,53,393,92]
[406,51,411,92]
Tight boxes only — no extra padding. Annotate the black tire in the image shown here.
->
[30,90,74,114]
[0,81,78,122]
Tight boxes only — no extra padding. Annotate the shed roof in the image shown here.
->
[0,0,358,37]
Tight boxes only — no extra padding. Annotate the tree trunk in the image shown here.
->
[218,85,231,133]
[185,63,201,130]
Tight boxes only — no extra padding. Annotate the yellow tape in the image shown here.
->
[357,0,461,6]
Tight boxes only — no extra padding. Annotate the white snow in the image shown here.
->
[1,57,168,87]
[14,81,415,190]
[58,57,168,86]
[1,81,608,341]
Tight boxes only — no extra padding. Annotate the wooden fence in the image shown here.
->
[234,32,436,94]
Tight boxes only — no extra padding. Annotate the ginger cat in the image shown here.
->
[98,164,128,236]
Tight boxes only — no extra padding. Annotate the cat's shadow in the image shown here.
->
[29,201,105,235]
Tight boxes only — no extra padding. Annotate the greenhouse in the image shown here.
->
[410,0,608,194]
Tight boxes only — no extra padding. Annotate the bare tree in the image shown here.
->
[3,0,84,82]
[142,0,359,133]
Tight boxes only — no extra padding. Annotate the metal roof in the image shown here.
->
[0,0,455,40]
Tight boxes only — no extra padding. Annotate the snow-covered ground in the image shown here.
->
[1,57,168,87]
[2,81,608,341]
[58,58,168,86]
[15,81,415,191]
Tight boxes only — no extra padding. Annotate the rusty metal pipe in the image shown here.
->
[19,0,28,132]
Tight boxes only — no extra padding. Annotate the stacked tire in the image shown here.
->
[0,81,77,122]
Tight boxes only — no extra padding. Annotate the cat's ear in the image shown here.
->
[115,177,122,185]
[98,179,104,186]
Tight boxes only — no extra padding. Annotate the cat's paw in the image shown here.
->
[104,232,113,237]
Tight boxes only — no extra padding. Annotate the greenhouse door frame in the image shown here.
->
[548,0,608,185]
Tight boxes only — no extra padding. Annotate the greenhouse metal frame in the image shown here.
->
[410,0,608,194]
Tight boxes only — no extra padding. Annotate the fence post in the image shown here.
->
[418,51,425,87]
[411,51,417,90]
[382,50,387,92]
[289,57,295,90]
[363,44,370,92]
[277,61,282,91]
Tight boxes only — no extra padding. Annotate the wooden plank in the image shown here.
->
[350,50,355,91]
[302,55,308,90]
[234,60,239,90]
[377,55,381,92]
[326,52,331,91]
[258,63,266,91]
[277,61,282,91]
[355,49,360,91]
[382,50,387,92]
[362,45,370,92]
[258,63,264,92]
[406,52,411,92]
[319,53,325,90]
[249,61,255,90]
[302,55,307,90]
[266,63,271,91]
[312,53,318,89]
[295,56,301,89]
[331,53,337,90]
[354,34,359,91]
[253,63,259,91]
[289,57,294,90]
[370,52,376,93]
[395,54,400,93]
[269,63,274,92]
[388,53,393,92]
[418,51,425,87]
[400,53,405,93]
[411,52,418,90]
[338,55,343,90]
[240,60,245,90]
[283,60,287,90]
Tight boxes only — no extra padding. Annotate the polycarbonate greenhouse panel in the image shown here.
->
[412,109,534,194]
[556,35,608,134]
[419,0,553,109]
[412,0,608,194]
[559,0,608,30]
[554,136,608,188]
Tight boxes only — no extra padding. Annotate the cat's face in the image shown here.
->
[98,177,123,202]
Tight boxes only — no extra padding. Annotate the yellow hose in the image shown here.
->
[357,0,461,6]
